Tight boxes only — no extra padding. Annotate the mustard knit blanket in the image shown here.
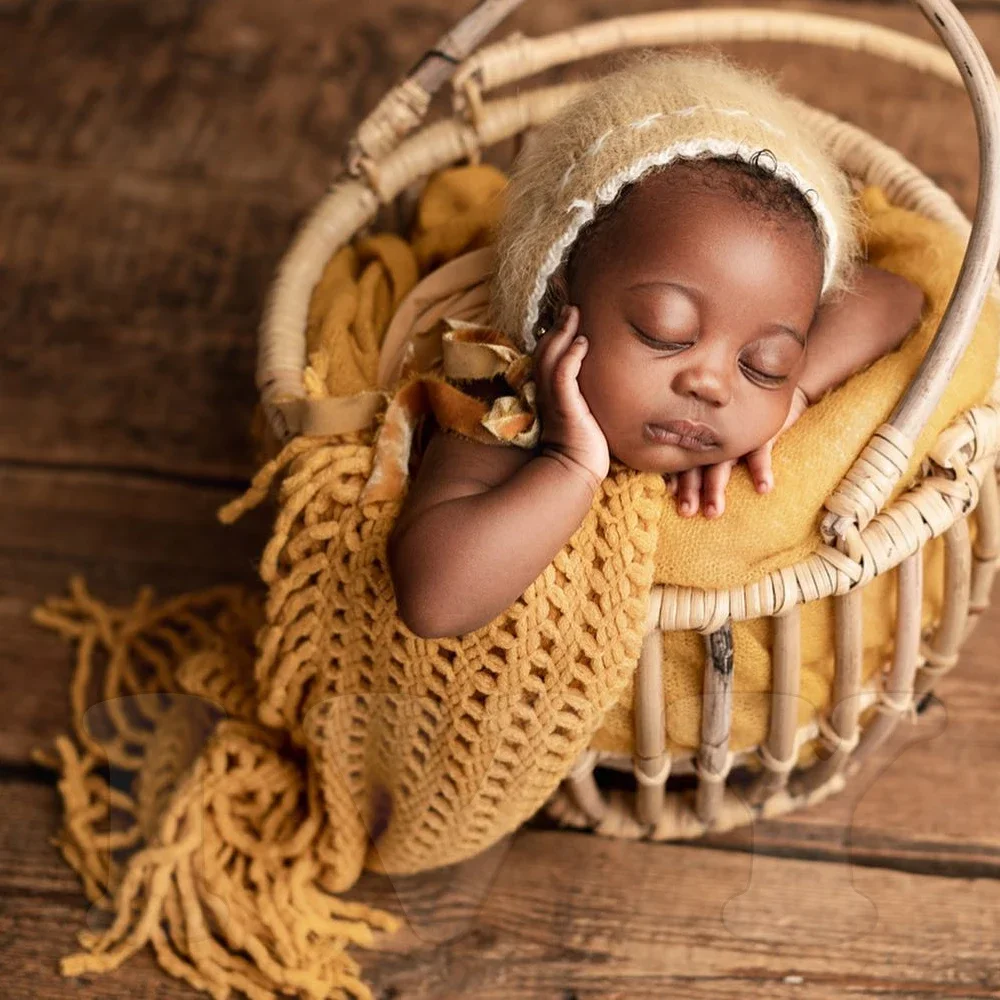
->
[32,164,999,1000]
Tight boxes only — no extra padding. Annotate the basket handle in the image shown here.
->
[819,0,1000,559]
[343,0,526,176]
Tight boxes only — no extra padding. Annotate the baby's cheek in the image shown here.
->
[729,394,791,456]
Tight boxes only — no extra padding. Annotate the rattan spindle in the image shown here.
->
[564,748,607,824]
[747,607,802,805]
[915,517,973,698]
[853,552,924,767]
[633,605,670,825]
[696,625,735,825]
[792,587,865,796]
[345,0,524,174]
[966,468,1000,639]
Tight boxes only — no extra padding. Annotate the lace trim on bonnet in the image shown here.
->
[534,129,839,331]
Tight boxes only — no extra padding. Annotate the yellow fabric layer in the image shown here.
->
[304,165,507,400]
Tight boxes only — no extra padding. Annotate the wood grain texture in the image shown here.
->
[0,466,269,764]
[2,782,999,999]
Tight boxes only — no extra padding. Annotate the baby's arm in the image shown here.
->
[390,305,609,639]
[798,264,926,404]
[387,430,598,639]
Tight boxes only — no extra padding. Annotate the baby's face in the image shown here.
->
[567,164,824,475]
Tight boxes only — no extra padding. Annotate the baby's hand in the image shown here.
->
[668,459,736,519]
[534,305,610,491]
[669,386,810,518]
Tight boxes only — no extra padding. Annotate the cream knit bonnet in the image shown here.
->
[490,51,866,353]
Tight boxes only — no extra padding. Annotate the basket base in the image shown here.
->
[542,764,849,842]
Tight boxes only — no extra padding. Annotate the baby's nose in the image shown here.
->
[672,362,732,407]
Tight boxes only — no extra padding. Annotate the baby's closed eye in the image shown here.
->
[741,338,801,383]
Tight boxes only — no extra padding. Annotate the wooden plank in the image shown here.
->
[0,0,466,478]
[2,781,998,999]
[0,783,203,998]
[1,0,994,164]
[0,175,291,479]
[0,465,268,582]
[0,0,991,204]
[0,465,270,764]
[0,1,463,194]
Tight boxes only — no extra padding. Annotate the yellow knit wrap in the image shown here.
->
[32,163,999,1000]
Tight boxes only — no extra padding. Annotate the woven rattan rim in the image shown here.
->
[452,7,963,102]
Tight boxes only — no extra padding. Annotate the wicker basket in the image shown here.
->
[257,0,1000,841]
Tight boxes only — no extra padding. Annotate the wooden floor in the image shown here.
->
[2,1,1000,997]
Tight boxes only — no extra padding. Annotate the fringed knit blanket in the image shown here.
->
[33,442,663,1000]
[32,164,1000,999]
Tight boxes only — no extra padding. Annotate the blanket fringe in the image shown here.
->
[33,572,401,1000]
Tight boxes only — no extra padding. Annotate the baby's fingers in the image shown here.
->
[676,466,702,516]
[534,305,580,376]
[550,334,590,409]
[701,460,734,518]
[745,441,775,494]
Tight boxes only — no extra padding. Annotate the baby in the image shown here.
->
[388,52,925,639]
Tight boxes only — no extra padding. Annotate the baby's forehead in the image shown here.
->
[594,165,810,237]
[568,169,825,301]
[576,189,820,278]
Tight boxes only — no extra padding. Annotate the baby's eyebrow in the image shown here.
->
[772,324,806,348]
[628,279,698,299]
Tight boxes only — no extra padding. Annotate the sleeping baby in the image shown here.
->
[388,51,925,638]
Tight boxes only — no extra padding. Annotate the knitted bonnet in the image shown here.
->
[490,51,865,352]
